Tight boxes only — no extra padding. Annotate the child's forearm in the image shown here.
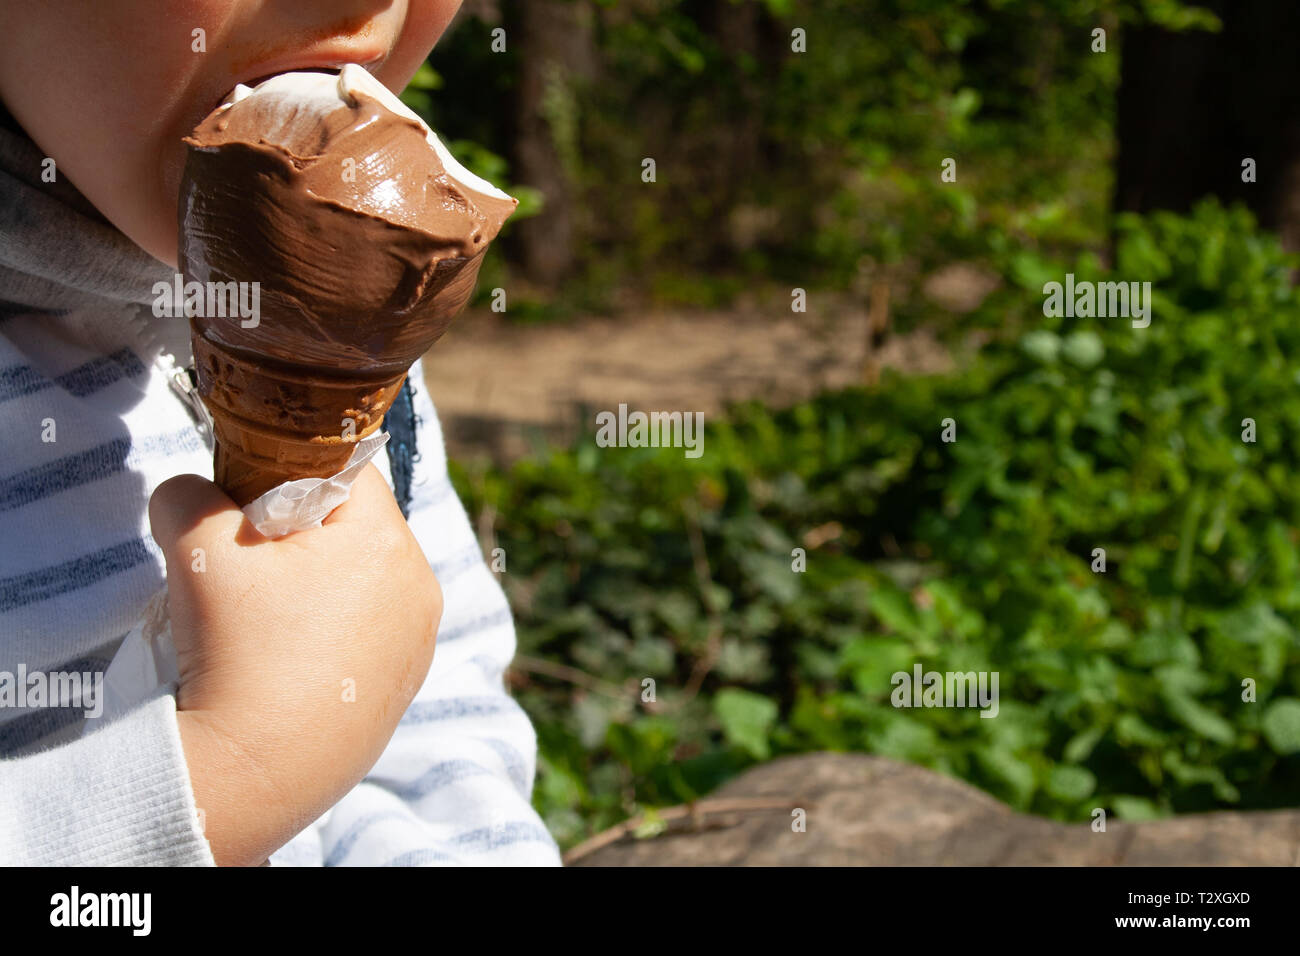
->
[177,708,373,867]
[176,710,287,867]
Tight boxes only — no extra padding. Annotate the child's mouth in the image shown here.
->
[244,66,340,90]
[210,67,343,118]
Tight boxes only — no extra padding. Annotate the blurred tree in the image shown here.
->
[421,0,1237,307]
[1115,0,1300,249]
[508,0,595,283]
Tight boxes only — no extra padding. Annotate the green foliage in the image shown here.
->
[514,1,1216,308]
[715,689,779,759]
[407,0,1220,315]
[452,203,1300,848]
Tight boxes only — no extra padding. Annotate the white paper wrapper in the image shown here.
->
[242,430,390,539]
[88,432,391,729]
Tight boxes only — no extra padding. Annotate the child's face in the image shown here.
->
[0,0,461,267]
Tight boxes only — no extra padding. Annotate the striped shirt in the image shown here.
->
[0,113,560,866]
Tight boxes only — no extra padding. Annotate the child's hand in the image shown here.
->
[148,465,443,867]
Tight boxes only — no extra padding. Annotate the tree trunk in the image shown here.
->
[511,0,594,285]
[1115,0,1300,249]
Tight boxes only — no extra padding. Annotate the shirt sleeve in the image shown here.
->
[303,361,562,866]
[0,688,215,866]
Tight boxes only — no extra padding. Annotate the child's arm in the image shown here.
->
[151,463,445,868]
[146,361,556,867]
[0,690,213,865]
[304,364,561,866]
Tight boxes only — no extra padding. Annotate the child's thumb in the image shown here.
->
[148,474,246,559]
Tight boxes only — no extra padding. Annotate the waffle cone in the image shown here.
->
[192,334,406,506]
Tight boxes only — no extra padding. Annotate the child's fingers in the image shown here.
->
[150,465,401,561]
[148,473,245,557]
[321,462,404,528]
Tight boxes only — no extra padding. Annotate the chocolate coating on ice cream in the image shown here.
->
[179,66,517,376]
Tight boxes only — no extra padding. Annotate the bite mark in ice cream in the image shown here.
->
[178,64,518,504]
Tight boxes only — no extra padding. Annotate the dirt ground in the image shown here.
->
[420,297,958,463]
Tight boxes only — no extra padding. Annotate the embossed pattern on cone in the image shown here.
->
[194,335,407,505]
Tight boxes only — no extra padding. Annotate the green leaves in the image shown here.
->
[975,747,1036,807]
[1162,693,1235,745]
[841,637,913,698]
[1045,765,1097,803]
[714,689,779,760]
[1261,699,1300,755]
[1021,330,1062,364]
[1061,331,1104,368]
[452,202,1300,849]
[1111,796,1164,822]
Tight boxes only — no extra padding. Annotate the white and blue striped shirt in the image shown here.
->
[0,114,560,866]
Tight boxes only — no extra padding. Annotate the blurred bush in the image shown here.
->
[452,202,1300,847]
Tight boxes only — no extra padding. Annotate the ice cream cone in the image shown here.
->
[192,333,406,506]
[177,66,520,511]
